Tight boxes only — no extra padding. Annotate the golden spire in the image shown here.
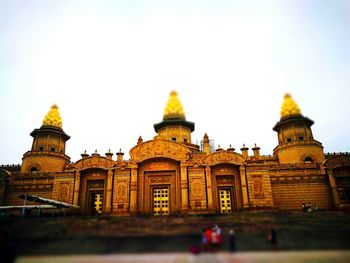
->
[280,93,301,118]
[163,90,186,120]
[42,104,62,128]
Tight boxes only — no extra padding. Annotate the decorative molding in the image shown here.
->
[324,155,350,169]
[216,176,234,185]
[130,139,190,162]
[204,151,245,166]
[150,176,171,184]
[270,175,327,183]
[180,180,188,189]
[74,156,115,170]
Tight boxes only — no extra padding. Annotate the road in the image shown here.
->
[17,250,350,263]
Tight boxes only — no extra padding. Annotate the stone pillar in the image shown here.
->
[73,170,81,206]
[129,165,138,214]
[239,165,249,208]
[180,162,189,212]
[327,168,340,207]
[105,169,113,213]
[205,166,214,210]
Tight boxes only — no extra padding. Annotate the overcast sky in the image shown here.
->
[1,0,349,164]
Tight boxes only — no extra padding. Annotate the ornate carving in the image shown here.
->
[58,182,70,203]
[252,176,264,198]
[205,151,245,165]
[191,179,203,198]
[189,177,205,200]
[130,139,190,162]
[116,181,128,202]
[180,180,188,189]
[189,153,206,165]
[150,176,171,184]
[74,156,115,170]
[130,182,138,191]
[325,155,350,169]
[216,176,234,185]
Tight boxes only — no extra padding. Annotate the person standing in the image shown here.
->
[229,229,236,252]
[204,226,212,250]
[268,228,278,250]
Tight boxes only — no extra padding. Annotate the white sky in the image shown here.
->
[1,0,349,164]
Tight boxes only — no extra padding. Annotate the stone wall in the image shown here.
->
[5,175,54,205]
[52,173,75,204]
[271,175,333,210]
[246,166,274,208]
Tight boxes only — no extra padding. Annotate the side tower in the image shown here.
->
[154,91,195,144]
[273,94,325,164]
[21,105,70,173]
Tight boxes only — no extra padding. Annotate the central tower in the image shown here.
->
[154,91,195,144]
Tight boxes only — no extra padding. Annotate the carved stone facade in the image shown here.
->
[1,92,349,214]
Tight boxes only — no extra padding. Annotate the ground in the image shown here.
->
[1,210,350,257]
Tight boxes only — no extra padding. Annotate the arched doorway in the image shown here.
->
[137,158,180,215]
[79,169,108,215]
[211,163,243,213]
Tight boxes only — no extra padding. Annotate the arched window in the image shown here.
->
[304,157,313,163]
[31,167,39,173]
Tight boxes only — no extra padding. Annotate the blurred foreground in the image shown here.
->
[1,210,350,260]
[17,251,350,263]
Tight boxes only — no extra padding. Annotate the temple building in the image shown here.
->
[0,91,349,215]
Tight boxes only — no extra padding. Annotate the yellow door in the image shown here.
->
[94,193,103,214]
[153,188,169,215]
[219,189,232,213]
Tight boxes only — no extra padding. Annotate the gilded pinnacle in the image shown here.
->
[280,93,301,118]
[42,104,62,128]
[163,91,186,120]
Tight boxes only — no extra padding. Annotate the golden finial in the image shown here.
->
[42,104,62,128]
[163,91,186,120]
[280,93,301,118]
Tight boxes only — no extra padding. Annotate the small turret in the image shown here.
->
[252,144,260,158]
[81,150,89,159]
[117,149,124,162]
[240,144,249,158]
[227,144,235,152]
[203,133,211,154]
[105,149,113,159]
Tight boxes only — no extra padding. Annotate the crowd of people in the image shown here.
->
[189,224,277,254]
[302,202,318,212]
[201,224,222,250]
